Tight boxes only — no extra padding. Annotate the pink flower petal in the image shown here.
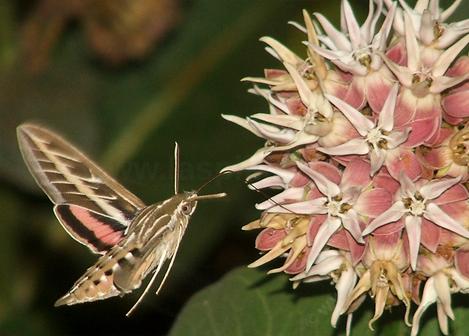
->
[345,230,366,264]
[328,228,349,250]
[372,169,400,193]
[341,159,371,189]
[306,217,342,270]
[285,246,310,275]
[443,112,464,126]
[355,188,392,218]
[386,40,406,65]
[455,247,469,279]
[420,219,441,253]
[405,215,422,270]
[418,146,452,170]
[340,77,367,109]
[442,88,469,118]
[366,71,393,112]
[385,147,422,181]
[255,228,287,251]
[445,56,469,77]
[308,215,327,245]
[286,96,307,116]
[290,171,309,187]
[394,90,416,127]
[264,68,288,79]
[373,219,405,236]
[435,184,469,205]
[403,117,440,147]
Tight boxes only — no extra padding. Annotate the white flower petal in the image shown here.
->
[296,161,341,197]
[251,113,304,131]
[405,215,422,270]
[342,210,365,243]
[419,176,461,200]
[260,36,302,65]
[362,201,407,235]
[317,138,369,156]
[221,147,271,172]
[434,273,454,321]
[342,0,362,49]
[378,84,398,132]
[248,176,284,190]
[424,203,469,238]
[370,148,386,176]
[331,266,357,328]
[306,217,342,270]
[249,86,289,114]
[433,34,469,77]
[325,94,374,136]
[256,187,304,210]
[441,0,462,21]
[314,12,352,51]
[222,114,263,138]
[266,198,328,215]
[248,118,293,143]
[411,277,438,336]
[404,12,421,71]
[245,164,295,184]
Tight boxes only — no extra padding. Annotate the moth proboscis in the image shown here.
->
[17,123,227,316]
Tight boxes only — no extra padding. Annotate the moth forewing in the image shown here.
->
[17,123,227,315]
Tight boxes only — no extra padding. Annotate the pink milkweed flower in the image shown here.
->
[417,124,469,182]
[291,250,357,331]
[267,159,392,270]
[312,0,396,112]
[244,213,311,274]
[363,173,469,270]
[441,56,469,124]
[411,252,469,336]
[382,13,469,145]
[384,0,469,50]
[343,233,411,330]
[317,84,421,179]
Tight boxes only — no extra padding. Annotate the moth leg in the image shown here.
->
[156,228,183,295]
[125,249,167,317]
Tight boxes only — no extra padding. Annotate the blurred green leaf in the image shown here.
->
[170,267,469,336]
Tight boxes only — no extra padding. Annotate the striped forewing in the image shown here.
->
[17,124,146,253]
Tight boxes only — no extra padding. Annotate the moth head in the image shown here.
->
[178,191,227,217]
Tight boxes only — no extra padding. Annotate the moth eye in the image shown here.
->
[181,204,192,215]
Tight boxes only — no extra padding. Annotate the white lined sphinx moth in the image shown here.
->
[17,123,226,315]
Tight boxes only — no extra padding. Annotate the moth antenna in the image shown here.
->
[155,228,183,295]
[126,249,168,317]
[196,170,232,194]
[174,142,180,195]
[245,179,294,213]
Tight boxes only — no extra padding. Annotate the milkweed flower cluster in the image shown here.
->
[222,1,469,335]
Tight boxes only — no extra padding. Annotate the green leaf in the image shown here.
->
[170,267,469,336]
[170,267,340,336]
